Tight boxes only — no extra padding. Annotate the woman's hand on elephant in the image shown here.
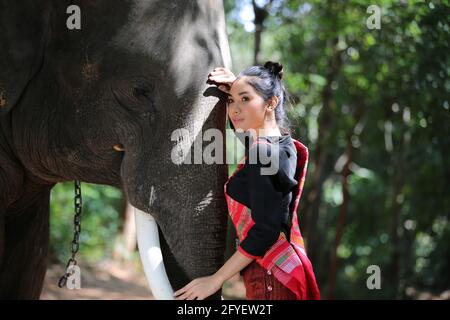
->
[173,274,223,300]
[207,67,236,94]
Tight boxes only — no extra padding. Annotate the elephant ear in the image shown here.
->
[0,1,49,116]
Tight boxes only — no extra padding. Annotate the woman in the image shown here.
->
[174,61,320,300]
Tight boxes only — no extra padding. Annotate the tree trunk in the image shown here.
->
[113,200,137,261]
[327,140,352,299]
[302,37,342,266]
[327,102,365,299]
[252,0,272,65]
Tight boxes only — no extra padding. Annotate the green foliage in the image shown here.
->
[50,182,123,263]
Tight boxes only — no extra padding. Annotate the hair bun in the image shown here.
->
[264,61,283,79]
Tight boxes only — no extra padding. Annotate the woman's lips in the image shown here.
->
[233,118,244,123]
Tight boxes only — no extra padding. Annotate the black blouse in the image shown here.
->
[226,134,298,258]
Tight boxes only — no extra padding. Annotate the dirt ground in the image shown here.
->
[42,260,450,300]
[41,259,246,300]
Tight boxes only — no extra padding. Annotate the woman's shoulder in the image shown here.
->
[245,135,297,185]
[249,135,297,162]
[245,136,278,168]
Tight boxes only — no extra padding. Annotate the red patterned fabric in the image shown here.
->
[224,138,320,300]
[241,260,297,300]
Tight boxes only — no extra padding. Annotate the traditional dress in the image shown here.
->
[224,136,320,300]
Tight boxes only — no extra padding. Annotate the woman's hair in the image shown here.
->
[231,61,292,135]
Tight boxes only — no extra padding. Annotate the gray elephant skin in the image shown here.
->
[0,0,231,299]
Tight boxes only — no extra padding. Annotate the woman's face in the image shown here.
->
[227,77,269,133]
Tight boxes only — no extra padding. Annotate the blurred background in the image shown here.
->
[43,0,449,299]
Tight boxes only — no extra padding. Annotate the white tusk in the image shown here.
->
[134,207,174,300]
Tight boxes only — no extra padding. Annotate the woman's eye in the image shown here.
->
[242,96,249,102]
[227,99,234,104]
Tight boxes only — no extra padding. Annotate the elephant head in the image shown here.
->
[0,0,232,299]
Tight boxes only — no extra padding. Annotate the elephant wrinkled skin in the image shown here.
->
[0,0,231,299]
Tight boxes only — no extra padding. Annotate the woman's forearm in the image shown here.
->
[214,250,254,284]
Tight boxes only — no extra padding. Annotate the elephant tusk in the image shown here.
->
[113,144,125,152]
[133,207,174,300]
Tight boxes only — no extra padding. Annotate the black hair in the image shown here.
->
[228,61,292,135]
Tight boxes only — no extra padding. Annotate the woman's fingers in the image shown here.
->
[175,286,199,300]
[175,285,194,299]
[175,291,190,300]
[212,67,227,72]
[209,73,234,80]
[173,279,197,296]
[209,67,234,78]
[186,291,198,300]
[210,69,229,74]
[208,67,236,93]
[208,75,235,86]
[209,74,233,81]
[207,77,233,93]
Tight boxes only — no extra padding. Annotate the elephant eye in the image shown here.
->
[133,86,151,100]
[111,77,157,122]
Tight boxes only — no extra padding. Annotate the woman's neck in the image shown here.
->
[248,125,282,141]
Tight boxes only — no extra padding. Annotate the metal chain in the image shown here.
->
[58,180,83,288]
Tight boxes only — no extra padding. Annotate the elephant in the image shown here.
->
[0,0,232,299]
